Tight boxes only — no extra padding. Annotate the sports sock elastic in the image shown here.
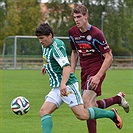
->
[88,107,115,120]
[97,95,121,109]
[41,114,53,133]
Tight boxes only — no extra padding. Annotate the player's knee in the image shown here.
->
[76,114,86,120]
[82,90,97,108]
[75,110,89,120]
[76,114,89,121]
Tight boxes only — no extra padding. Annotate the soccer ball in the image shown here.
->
[11,96,30,115]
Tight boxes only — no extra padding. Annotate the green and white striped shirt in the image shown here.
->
[42,38,78,88]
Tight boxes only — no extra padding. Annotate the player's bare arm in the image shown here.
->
[96,51,113,78]
[70,50,78,73]
[60,65,71,96]
[89,51,113,90]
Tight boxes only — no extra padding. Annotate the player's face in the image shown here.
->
[37,34,52,48]
[73,13,87,28]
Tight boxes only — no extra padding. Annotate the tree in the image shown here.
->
[103,0,133,55]
[87,0,133,56]
[0,0,41,54]
[0,0,6,53]
[0,0,133,56]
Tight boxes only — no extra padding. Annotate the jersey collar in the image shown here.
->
[88,25,92,30]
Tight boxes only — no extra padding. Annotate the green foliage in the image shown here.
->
[4,0,41,35]
[0,0,41,53]
[0,0,6,53]
[46,1,73,36]
[0,0,133,56]
[97,0,133,56]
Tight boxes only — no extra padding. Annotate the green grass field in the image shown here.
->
[0,69,133,133]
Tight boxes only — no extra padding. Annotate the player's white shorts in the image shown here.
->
[45,82,83,108]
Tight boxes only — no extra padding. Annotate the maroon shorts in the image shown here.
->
[81,68,106,96]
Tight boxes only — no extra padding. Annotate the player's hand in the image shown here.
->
[60,83,68,96]
[41,67,46,75]
[88,76,100,90]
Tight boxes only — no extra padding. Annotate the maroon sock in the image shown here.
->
[86,119,96,133]
[97,95,121,109]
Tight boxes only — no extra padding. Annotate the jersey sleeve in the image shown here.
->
[96,32,111,54]
[53,42,70,68]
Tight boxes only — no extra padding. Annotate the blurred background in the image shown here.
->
[0,0,133,69]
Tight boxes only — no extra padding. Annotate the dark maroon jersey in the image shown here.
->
[69,25,111,95]
[69,25,111,69]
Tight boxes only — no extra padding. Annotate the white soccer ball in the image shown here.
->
[11,96,30,115]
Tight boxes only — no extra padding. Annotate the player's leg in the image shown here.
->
[40,89,63,133]
[95,76,120,109]
[87,107,122,129]
[92,73,130,112]
[63,82,122,129]
[81,72,98,133]
[71,104,122,129]
[40,101,57,133]
[65,87,121,126]
[83,74,121,133]
[97,92,130,113]
[82,90,97,133]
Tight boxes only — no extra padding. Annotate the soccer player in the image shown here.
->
[69,4,129,133]
[35,23,122,133]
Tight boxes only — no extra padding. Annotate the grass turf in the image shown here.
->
[0,69,132,133]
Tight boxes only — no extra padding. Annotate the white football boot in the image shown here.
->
[117,92,130,113]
